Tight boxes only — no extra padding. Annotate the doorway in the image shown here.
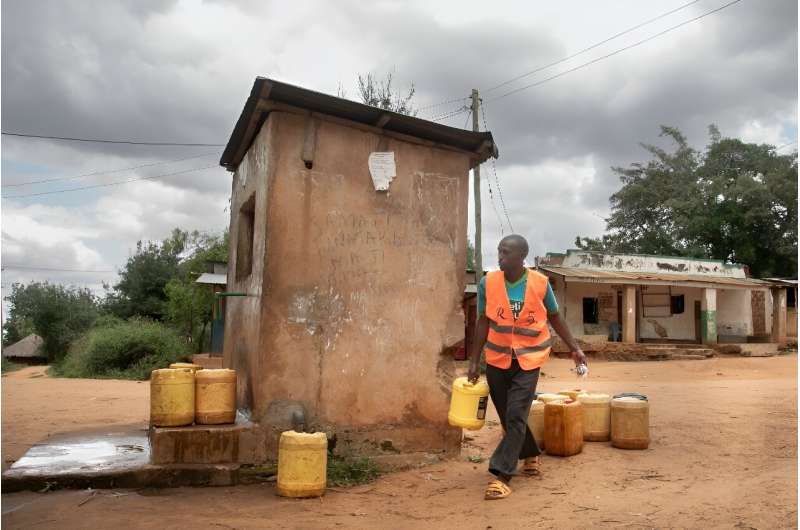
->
[694,301,702,343]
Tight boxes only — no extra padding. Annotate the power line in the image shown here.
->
[430,105,471,123]
[2,265,115,273]
[484,0,702,94]
[775,141,797,151]
[487,0,743,103]
[462,108,473,129]
[480,105,514,233]
[2,131,225,147]
[2,164,219,199]
[2,151,221,188]
[417,96,470,114]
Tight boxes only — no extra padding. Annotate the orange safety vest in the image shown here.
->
[484,269,552,370]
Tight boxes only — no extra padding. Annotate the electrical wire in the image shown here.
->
[775,141,797,151]
[487,0,743,103]
[1,131,225,147]
[462,109,473,130]
[2,164,219,199]
[416,96,470,114]
[483,0,702,94]
[430,105,471,123]
[2,151,221,188]
[480,106,514,233]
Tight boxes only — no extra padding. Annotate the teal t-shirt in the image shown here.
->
[477,274,558,320]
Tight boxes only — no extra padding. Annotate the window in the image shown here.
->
[670,295,685,315]
[583,297,599,324]
[236,194,256,281]
[788,288,796,309]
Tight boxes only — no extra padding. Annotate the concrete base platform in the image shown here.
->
[192,353,223,369]
[149,420,264,465]
[1,427,239,493]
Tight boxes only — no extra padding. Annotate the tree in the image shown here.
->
[163,230,228,351]
[4,283,99,362]
[351,72,417,116]
[104,228,187,319]
[577,126,797,277]
[466,238,476,270]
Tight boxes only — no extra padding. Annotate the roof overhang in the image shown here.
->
[195,273,227,286]
[540,266,770,290]
[220,78,499,172]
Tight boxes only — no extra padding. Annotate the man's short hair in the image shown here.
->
[500,234,529,258]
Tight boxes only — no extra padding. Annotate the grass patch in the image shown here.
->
[53,317,190,380]
[1,358,24,373]
[327,456,381,487]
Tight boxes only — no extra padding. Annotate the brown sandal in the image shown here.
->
[520,456,541,477]
[484,479,511,500]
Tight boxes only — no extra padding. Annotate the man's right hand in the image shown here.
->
[467,361,480,384]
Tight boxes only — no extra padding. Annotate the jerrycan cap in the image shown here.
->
[613,392,648,401]
[453,376,489,395]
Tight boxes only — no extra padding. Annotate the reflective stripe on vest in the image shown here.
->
[484,269,552,371]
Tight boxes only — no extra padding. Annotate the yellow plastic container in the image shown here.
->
[276,431,328,498]
[578,393,611,441]
[537,393,566,404]
[195,369,237,425]
[544,399,584,457]
[611,396,650,450]
[150,368,195,427]
[527,399,545,449]
[558,388,585,401]
[169,362,202,372]
[448,377,490,430]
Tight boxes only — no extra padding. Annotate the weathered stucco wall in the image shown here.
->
[638,286,701,341]
[224,120,274,413]
[228,111,469,458]
[717,289,753,339]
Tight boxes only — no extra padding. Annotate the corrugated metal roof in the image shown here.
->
[195,273,227,286]
[540,266,770,289]
[763,278,798,286]
[220,78,498,171]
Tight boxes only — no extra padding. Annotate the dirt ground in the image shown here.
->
[2,356,797,529]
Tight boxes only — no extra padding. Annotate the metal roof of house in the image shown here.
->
[195,273,227,286]
[539,266,770,290]
[220,77,498,171]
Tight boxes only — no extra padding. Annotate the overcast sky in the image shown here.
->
[1,0,797,300]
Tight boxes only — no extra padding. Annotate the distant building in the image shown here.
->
[195,261,228,355]
[2,334,46,364]
[536,250,789,345]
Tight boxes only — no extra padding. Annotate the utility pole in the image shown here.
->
[470,89,483,280]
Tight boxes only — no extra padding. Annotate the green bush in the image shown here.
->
[56,318,190,380]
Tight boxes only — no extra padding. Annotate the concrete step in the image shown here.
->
[1,427,240,493]
[669,354,708,361]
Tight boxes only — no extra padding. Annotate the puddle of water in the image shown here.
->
[9,435,150,476]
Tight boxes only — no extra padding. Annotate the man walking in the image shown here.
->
[467,234,588,500]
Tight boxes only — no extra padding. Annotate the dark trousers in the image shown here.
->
[486,357,541,480]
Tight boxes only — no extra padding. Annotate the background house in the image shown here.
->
[537,250,779,345]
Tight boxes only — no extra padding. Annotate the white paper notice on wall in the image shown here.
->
[368,152,396,191]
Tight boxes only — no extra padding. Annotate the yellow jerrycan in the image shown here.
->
[150,368,195,427]
[558,388,585,401]
[611,395,650,450]
[448,377,490,430]
[544,399,584,457]
[276,431,328,498]
[169,362,202,372]
[536,392,566,404]
[195,369,237,425]
[577,393,611,441]
[527,399,545,449]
